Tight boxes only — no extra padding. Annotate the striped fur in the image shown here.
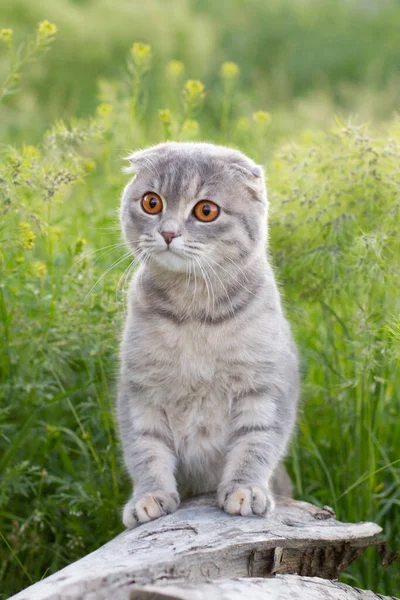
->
[117,142,299,528]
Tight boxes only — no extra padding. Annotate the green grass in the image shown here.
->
[1,13,399,599]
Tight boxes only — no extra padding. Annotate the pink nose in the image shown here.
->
[161,231,177,245]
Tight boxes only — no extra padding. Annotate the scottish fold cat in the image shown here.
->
[118,142,299,528]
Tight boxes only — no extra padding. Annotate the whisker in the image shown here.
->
[193,256,212,319]
[203,253,264,301]
[68,242,127,272]
[116,257,140,303]
[84,251,132,300]
[201,255,235,317]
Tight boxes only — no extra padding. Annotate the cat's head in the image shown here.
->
[120,142,268,273]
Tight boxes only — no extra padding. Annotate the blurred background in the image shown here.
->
[1,1,399,598]
[1,0,400,143]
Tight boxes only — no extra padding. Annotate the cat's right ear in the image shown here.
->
[123,143,167,174]
[122,148,150,174]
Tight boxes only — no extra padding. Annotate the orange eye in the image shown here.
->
[141,192,163,215]
[193,200,219,222]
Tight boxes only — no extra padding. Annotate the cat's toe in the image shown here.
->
[218,484,275,517]
[122,491,180,529]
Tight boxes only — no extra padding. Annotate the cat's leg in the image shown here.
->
[218,389,294,517]
[118,387,179,529]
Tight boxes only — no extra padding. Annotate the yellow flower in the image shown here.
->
[84,159,96,173]
[37,20,57,38]
[19,222,35,249]
[0,28,13,45]
[96,103,113,117]
[167,60,184,79]
[252,111,271,126]
[182,119,200,137]
[221,62,240,80]
[23,145,40,159]
[74,238,87,256]
[130,42,152,66]
[159,109,172,125]
[183,80,205,103]
[32,261,47,278]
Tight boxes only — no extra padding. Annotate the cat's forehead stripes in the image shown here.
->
[126,142,266,206]
[147,155,222,206]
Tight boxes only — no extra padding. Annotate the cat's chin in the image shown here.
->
[151,250,190,273]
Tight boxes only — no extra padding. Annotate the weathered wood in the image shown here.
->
[10,495,384,600]
[126,576,398,600]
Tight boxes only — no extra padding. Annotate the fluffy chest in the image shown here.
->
[133,317,240,393]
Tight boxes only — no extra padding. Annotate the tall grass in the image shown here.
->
[0,22,399,598]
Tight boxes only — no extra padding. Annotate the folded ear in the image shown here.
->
[122,144,167,174]
[243,162,263,178]
[231,161,264,179]
[229,161,267,203]
[123,148,152,174]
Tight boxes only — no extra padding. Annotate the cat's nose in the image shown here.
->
[161,231,177,245]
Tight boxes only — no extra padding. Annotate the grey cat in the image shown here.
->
[118,142,299,528]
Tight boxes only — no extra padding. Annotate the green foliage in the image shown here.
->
[269,124,400,592]
[1,0,400,143]
[1,18,399,599]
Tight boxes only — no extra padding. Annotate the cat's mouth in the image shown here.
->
[154,251,190,272]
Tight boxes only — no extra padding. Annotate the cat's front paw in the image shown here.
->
[122,490,180,529]
[218,483,275,517]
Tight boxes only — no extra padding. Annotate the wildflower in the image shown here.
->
[96,103,113,118]
[0,28,13,46]
[182,119,200,137]
[130,42,152,67]
[159,109,172,125]
[159,109,173,139]
[19,222,35,249]
[221,62,240,80]
[41,469,48,479]
[23,145,40,159]
[252,111,271,126]
[83,159,96,173]
[183,80,205,103]
[167,60,184,79]
[74,238,87,256]
[37,20,57,39]
[32,261,47,279]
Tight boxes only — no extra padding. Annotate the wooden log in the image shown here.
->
[10,495,385,600]
[127,576,398,600]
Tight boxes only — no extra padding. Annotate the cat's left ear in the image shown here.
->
[231,162,264,179]
[229,161,267,203]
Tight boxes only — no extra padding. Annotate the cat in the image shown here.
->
[117,142,299,528]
